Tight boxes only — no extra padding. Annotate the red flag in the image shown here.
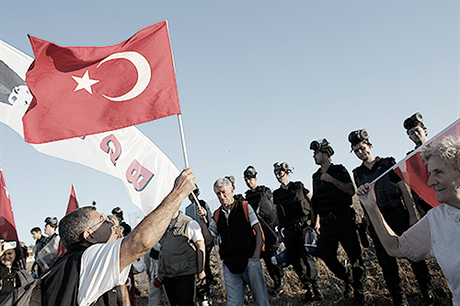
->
[0,169,19,241]
[393,118,460,208]
[23,20,181,144]
[57,184,79,256]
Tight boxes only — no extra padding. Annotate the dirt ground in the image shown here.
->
[135,244,452,306]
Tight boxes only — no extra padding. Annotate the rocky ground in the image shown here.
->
[135,244,452,306]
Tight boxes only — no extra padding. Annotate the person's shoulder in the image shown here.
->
[312,167,322,177]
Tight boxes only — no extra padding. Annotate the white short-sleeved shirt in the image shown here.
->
[398,204,460,305]
[208,203,259,238]
[78,238,131,306]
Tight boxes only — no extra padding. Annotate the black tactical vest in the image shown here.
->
[273,181,311,229]
[353,157,403,211]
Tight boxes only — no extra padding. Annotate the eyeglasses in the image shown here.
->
[87,215,114,233]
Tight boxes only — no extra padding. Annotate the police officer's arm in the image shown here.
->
[357,183,405,257]
[320,173,355,196]
[120,168,196,271]
[398,181,418,226]
[251,222,263,259]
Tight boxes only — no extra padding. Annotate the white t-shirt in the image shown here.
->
[78,238,131,306]
[398,204,460,306]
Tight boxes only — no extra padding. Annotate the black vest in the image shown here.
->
[35,245,118,306]
[353,157,403,212]
[215,199,255,274]
[273,181,311,229]
[312,164,353,214]
[245,185,277,229]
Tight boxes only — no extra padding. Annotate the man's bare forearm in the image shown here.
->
[120,169,196,270]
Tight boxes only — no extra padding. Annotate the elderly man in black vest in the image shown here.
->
[197,177,269,306]
[36,168,196,306]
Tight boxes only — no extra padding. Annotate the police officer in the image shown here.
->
[272,162,322,302]
[243,166,285,295]
[403,112,432,216]
[310,139,366,306]
[349,129,434,306]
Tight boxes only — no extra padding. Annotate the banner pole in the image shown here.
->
[176,114,205,219]
[177,114,190,168]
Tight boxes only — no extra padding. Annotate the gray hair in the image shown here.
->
[59,206,96,249]
[421,135,460,172]
[214,177,233,190]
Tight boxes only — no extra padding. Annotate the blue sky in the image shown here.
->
[1,0,459,246]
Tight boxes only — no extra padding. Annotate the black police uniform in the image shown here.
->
[312,164,365,299]
[245,185,284,291]
[273,182,320,297]
[353,157,432,304]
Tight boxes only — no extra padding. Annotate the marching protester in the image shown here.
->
[30,227,46,277]
[356,135,460,306]
[243,165,285,295]
[272,162,322,302]
[0,240,23,303]
[197,177,270,306]
[350,129,434,306]
[158,209,206,306]
[403,112,433,216]
[185,188,216,286]
[309,139,367,306]
[35,168,196,306]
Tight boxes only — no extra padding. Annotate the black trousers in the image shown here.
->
[283,227,319,287]
[163,274,196,306]
[369,207,431,296]
[260,240,284,286]
[318,212,365,295]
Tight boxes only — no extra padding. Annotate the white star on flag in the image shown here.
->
[72,70,100,94]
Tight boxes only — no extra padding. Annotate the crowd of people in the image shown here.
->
[1,112,459,306]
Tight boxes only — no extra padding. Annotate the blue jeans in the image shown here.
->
[223,258,270,306]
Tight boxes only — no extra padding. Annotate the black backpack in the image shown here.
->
[0,269,42,306]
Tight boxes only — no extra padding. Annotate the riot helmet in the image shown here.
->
[348,129,370,147]
[404,112,426,130]
[243,166,257,178]
[310,138,334,157]
[273,162,292,174]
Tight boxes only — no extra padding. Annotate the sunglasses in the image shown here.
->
[87,215,114,233]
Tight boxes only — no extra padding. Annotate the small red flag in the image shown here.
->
[57,184,79,256]
[23,20,181,144]
[393,118,460,207]
[0,169,19,241]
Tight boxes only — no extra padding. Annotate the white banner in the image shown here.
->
[1,39,179,215]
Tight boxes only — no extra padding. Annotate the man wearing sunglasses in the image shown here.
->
[37,168,197,306]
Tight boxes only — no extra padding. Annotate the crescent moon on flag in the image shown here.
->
[97,52,151,102]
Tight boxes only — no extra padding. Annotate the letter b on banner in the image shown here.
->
[126,159,154,191]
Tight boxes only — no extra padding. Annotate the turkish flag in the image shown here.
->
[56,184,79,257]
[0,169,19,242]
[23,20,180,144]
[393,118,460,207]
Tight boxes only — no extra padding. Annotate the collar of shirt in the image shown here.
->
[447,204,460,222]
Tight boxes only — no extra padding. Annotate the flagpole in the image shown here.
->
[368,118,460,187]
[177,115,205,217]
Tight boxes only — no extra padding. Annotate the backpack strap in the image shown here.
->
[213,208,221,223]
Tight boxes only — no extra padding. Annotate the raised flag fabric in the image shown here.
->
[393,118,460,208]
[1,39,179,215]
[0,169,19,241]
[57,184,80,256]
[23,20,181,144]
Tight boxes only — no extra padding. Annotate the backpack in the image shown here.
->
[0,269,41,306]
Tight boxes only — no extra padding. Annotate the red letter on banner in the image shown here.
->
[100,135,122,166]
[126,159,154,191]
